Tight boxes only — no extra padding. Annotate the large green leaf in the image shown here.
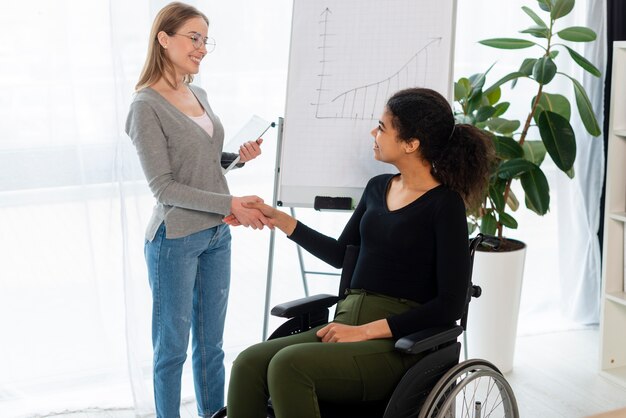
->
[533,56,557,84]
[523,140,547,166]
[549,50,560,59]
[522,6,548,27]
[533,92,571,123]
[459,77,472,92]
[486,118,521,135]
[485,72,527,95]
[456,78,472,101]
[519,58,538,76]
[521,26,550,39]
[489,180,506,212]
[564,74,602,136]
[557,26,597,42]
[454,81,467,102]
[494,135,525,159]
[467,90,485,114]
[492,102,510,117]
[512,59,537,88]
[479,38,536,49]
[537,0,552,12]
[498,212,519,229]
[537,110,577,171]
[469,72,487,92]
[476,106,497,122]
[551,0,574,19]
[525,195,539,214]
[480,211,498,235]
[521,166,550,215]
[564,45,601,77]
[480,94,493,108]
[498,158,536,179]
[486,87,501,105]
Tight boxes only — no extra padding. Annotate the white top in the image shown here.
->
[188,111,214,137]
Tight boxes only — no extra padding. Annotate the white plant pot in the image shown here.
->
[465,241,527,373]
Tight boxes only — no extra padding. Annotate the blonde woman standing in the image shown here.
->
[125,2,269,416]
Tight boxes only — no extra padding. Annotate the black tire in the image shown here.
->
[383,342,460,418]
[417,359,519,418]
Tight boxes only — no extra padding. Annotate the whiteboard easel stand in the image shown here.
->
[289,205,344,291]
[262,117,342,340]
[262,116,284,341]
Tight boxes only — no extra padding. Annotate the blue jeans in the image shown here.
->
[145,222,231,418]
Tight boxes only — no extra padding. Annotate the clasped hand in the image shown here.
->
[228,196,272,230]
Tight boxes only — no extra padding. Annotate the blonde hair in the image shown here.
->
[135,2,209,91]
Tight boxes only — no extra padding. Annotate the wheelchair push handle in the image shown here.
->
[472,285,482,298]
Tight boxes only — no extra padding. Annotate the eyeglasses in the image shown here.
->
[172,32,216,53]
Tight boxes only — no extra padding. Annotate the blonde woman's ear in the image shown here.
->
[157,31,169,49]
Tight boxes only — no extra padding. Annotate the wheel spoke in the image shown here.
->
[417,359,519,418]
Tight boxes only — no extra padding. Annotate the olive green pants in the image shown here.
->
[227,290,422,418]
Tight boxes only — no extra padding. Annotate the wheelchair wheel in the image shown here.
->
[417,359,519,418]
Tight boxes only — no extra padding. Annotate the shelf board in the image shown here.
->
[609,212,626,222]
[606,292,626,306]
[600,366,626,389]
[614,129,626,137]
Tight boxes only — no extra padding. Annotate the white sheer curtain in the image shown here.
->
[554,0,605,324]
[0,1,144,415]
[0,1,604,417]
[0,0,291,416]
[454,0,605,333]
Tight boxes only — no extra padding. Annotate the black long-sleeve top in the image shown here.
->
[288,174,470,339]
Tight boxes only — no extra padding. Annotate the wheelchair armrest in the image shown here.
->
[271,294,340,318]
[394,325,463,354]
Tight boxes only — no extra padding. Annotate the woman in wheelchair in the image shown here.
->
[223,88,494,418]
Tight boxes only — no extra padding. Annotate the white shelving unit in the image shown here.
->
[600,41,626,388]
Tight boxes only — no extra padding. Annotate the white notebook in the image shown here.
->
[222,115,274,174]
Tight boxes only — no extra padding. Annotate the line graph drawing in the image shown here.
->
[279,0,456,207]
[314,8,333,117]
[311,8,442,120]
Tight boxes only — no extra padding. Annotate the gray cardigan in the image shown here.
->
[126,85,237,240]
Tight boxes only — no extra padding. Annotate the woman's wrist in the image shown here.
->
[277,212,297,236]
[363,319,393,340]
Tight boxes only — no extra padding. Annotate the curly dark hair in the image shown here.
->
[386,88,495,211]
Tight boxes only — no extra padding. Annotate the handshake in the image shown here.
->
[224,196,297,235]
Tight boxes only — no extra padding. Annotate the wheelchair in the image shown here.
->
[213,234,519,418]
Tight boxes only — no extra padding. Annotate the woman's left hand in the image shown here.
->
[316,323,368,343]
[316,319,392,343]
[239,138,263,163]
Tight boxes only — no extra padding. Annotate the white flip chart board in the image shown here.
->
[277,0,457,208]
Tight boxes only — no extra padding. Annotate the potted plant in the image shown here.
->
[454,0,601,372]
